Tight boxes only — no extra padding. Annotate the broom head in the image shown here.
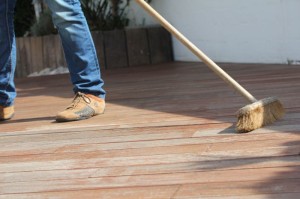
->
[236,97,285,133]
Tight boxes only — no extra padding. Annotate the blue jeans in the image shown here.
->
[0,0,105,107]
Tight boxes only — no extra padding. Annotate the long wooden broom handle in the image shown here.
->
[135,0,257,103]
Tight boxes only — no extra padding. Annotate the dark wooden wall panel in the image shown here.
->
[42,35,56,69]
[15,38,23,78]
[54,36,65,68]
[126,28,150,67]
[30,37,44,73]
[23,37,32,75]
[147,26,173,64]
[103,30,128,69]
[15,27,173,77]
[91,31,106,70]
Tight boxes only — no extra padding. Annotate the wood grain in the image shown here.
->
[0,62,299,198]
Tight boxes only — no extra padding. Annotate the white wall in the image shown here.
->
[129,0,300,64]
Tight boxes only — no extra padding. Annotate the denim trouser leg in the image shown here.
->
[44,0,106,99]
[0,0,17,106]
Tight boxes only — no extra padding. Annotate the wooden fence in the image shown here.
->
[15,26,173,77]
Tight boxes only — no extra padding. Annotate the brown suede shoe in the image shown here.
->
[0,105,15,121]
[56,92,105,122]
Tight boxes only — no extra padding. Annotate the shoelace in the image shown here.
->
[67,92,91,110]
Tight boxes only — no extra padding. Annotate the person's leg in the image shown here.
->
[44,0,106,121]
[0,0,17,120]
[44,0,106,99]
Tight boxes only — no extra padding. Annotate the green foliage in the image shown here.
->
[81,0,153,31]
[30,10,57,36]
[15,0,154,37]
[14,0,35,37]
[81,0,129,31]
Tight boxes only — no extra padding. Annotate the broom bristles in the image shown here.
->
[236,97,285,133]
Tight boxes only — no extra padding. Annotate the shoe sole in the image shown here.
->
[0,113,15,121]
[56,110,105,123]
[56,115,93,122]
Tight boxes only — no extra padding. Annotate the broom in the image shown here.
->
[135,0,285,133]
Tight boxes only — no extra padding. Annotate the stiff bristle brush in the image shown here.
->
[136,0,285,133]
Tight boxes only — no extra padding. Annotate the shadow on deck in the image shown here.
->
[0,62,299,198]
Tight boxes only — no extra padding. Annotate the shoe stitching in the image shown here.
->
[67,92,92,110]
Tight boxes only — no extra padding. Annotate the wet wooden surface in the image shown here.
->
[0,62,299,198]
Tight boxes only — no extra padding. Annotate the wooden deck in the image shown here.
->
[0,62,299,198]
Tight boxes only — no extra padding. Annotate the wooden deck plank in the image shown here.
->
[0,166,299,194]
[1,156,299,184]
[0,187,299,199]
[1,142,299,171]
[198,193,300,199]
[0,129,298,158]
[1,106,298,135]
[0,62,299,198]
[0,137,298,173]
[173,179,300,198]
[0,185,179,199]
[0,124,298,148]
